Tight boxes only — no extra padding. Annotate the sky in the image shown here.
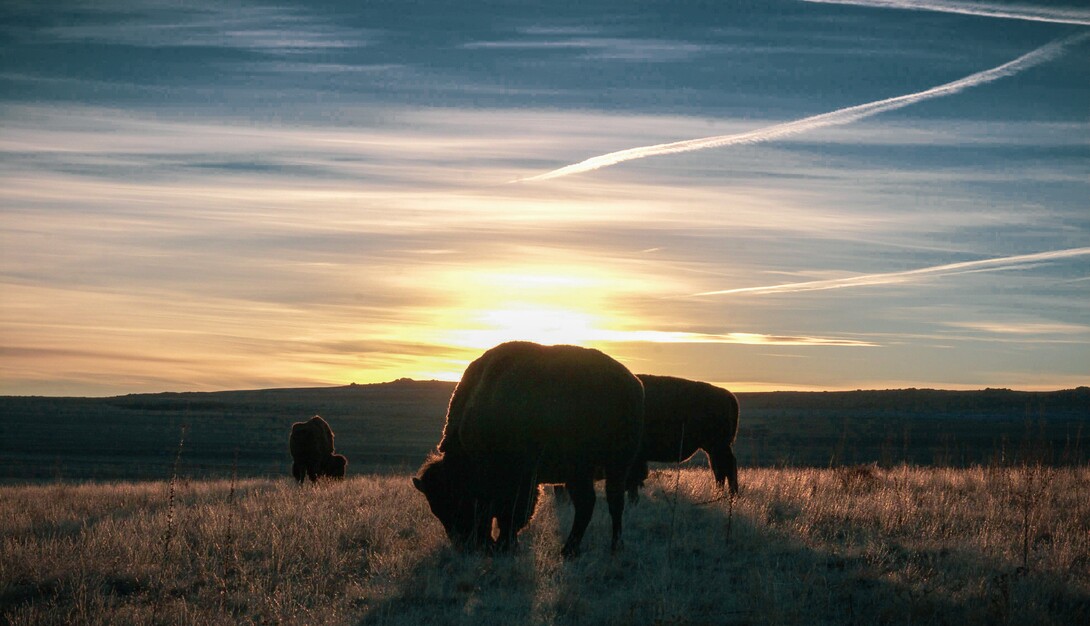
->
[1,0,1088,396]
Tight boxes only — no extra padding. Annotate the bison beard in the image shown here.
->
[413,341,645,557]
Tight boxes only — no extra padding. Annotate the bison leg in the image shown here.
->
[471,501,495,552]
[561,477,596,558]
[625,459,648,504]
[291,461,306,484]
[709,444,739,496]
[496,481,540,553]
[605,470,627,553]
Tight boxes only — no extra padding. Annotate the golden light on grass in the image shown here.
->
[4,466,1089,624]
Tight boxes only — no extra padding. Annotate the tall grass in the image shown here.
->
[2,465,1088,625]
[160,424,187,577]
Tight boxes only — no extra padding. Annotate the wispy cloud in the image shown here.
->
[463,37,715,62]
[28,0,369,53]
[944,320,1090,335]
[802,0,1090,26]
[694,247,1090,296]
[444,327,877,350]
[513,32,1088,181]
[597,330,877,347]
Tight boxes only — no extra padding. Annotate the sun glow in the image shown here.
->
[432,265,631,348]
[389,263,882,383]
[445,304,609,349]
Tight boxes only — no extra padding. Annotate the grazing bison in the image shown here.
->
[322,453,348,479]
[289,415,342,483]
[632,374,739,496]
[413,341,644,556]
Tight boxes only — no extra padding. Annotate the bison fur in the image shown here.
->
[413,341,645,557]
[321,453,348,479]
[289,415,344,483]
[633,374,739,496]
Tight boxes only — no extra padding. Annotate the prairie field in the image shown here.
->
[3,465,1089,625]
[3,384,1087,483]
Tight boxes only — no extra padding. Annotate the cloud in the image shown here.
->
[944,321,1090,336]
[801,0,1090,26]
[513,32,1088,182]
[593,330,876,347]
[31,1,369,53]
[440,327,877,352]
[462,37,716,62]
[692,247,1090,296]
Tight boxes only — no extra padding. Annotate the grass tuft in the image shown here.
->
[160,424,188,577]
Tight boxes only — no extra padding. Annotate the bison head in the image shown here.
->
[412,454,493,550]
[322,454,347,478]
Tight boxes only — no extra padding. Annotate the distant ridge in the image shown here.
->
[8,378,1086,402]
[736,386,1090,417]
[1,381,1085,483]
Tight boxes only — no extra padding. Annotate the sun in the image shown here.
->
[428,264,640,351]
[445,303,606,349]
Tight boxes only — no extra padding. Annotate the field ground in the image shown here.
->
[3,465,1089,625]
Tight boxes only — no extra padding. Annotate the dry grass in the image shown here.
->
[2,465,1089,625]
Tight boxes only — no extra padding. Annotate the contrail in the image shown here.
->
[801,0,1090,26]
[513,32,1088,182]
[692,247,1090,297]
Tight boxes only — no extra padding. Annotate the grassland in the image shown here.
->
[2,382,1087,623]
[3,464,1089,625]
[1,382,1087,482]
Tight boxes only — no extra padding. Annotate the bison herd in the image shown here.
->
[289,340,740,558]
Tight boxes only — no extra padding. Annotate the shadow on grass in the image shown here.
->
[356,469,1090,625]
[545,469,1089,625]
[637,470,1090,626]
[355,544,543,625]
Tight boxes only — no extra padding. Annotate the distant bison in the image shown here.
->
[322,453,348,479]
[289,415,347,483]
[413,341,644,556]
[632,374,739,496]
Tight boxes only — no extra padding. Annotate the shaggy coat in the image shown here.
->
[635,374,739,495]
[321,453,348,479]
[413,341,644,556]
[289,415,336,483]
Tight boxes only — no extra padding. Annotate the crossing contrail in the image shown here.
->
[512,32,1087,182]
[801,0,1090,26]
[691,247,1090,297]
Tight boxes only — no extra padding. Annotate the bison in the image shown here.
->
[289,415,346,483]
[321,453,348,479]
[413,341,645,557]
[631,374,739,497]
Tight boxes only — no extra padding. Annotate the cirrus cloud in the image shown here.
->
[692,247,1090,297]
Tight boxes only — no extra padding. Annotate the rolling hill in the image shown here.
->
[1,381,1086,482]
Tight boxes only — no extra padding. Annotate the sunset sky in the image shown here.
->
[2,0,1088,396]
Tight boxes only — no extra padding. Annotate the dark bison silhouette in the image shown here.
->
[632,374,739,496]
[413,341,644,556]
[289,415,346,483]
[321,453,348,479]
